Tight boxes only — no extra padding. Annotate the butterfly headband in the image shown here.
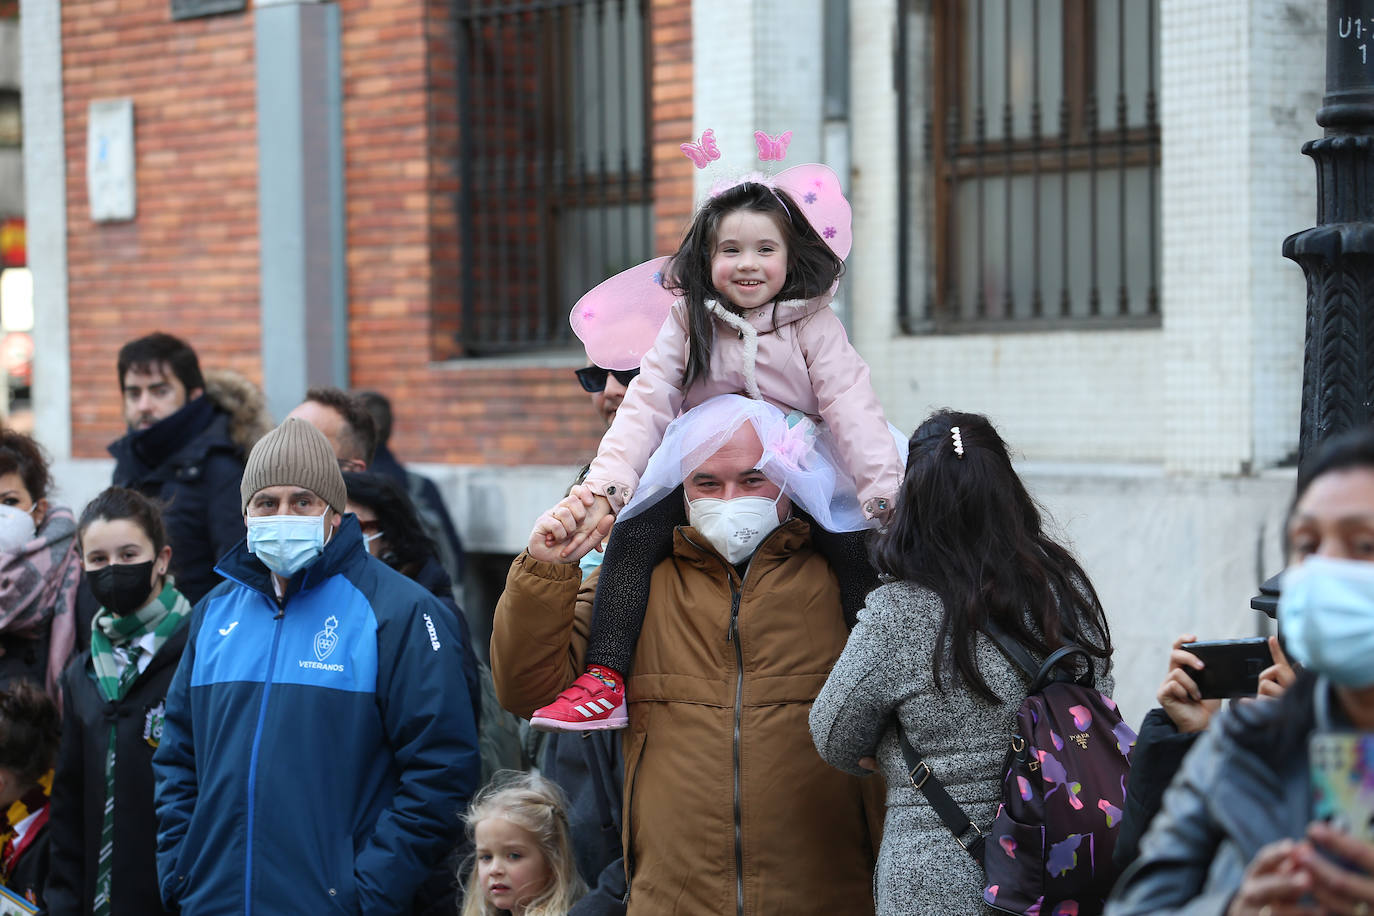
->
[571,129,853,371]
[679,129,852,260]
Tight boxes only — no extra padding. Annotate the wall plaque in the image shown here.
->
[87,98,136,223]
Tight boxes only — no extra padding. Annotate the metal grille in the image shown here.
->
[455,0,652,354]
[898,0,1161,332]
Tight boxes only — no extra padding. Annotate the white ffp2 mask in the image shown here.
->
[688,495,783,565]
[0,504,36,553]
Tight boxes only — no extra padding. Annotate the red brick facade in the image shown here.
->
[61,1,692,466]
[63,7,261,457]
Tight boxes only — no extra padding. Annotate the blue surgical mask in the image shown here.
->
[1278,555,1374,687]
[246,509,331,578]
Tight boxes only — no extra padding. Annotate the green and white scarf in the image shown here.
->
[88,579,190,916]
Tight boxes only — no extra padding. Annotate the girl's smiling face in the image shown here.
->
[475,816,550,915]
[710,209,789,311]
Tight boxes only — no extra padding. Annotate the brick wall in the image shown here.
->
[651,0,693,253]
[0,3,15,19]
[63,0,692,466]
[348,0,693,466]
[63,3,260,457]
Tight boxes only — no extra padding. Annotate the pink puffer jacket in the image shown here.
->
[584,293,903,517]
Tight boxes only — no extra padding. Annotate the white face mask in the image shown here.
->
[0,504,36,553]
[688,494,784,565]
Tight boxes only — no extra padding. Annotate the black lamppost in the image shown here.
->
[1255,0,1374,616]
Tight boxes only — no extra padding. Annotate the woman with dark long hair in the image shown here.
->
[810,410,1114,914]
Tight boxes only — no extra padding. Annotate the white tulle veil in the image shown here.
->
[618,393,892,533]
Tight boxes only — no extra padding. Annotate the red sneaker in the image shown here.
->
[530,667,628,732]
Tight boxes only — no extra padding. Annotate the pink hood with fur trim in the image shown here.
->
[584,294,902,518]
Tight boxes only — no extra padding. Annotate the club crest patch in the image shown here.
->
[144,700,166,748]
[314,615,340,662]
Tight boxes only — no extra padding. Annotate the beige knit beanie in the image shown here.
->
[240,418,347,514]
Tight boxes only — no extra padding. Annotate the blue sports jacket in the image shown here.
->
[152,514,479,916]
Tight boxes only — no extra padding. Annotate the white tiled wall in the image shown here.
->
[846,0,1320,472]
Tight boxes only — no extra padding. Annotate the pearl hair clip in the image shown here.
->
[950,426,965,458]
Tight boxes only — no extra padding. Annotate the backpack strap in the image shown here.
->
[893,723,987,863]
[985,619,1096,690]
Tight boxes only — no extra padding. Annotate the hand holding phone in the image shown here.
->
[1178,637,1272,700]
[1157,634,1222,733]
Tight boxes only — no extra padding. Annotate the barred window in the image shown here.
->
[899,0,1161,331]
[455,0,652,355]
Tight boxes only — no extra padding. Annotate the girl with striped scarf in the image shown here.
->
[45,488,191,916]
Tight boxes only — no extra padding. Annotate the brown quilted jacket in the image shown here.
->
[491,519,884,916]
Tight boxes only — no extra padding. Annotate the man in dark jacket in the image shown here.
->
[355,390,466,587]
[152,419,480,916]
[107,334,270,603]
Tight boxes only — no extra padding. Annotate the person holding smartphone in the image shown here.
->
[1113,634,1296,870]
[1108,427,1374,916]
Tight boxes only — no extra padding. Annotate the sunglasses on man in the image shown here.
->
[575,366,640,393]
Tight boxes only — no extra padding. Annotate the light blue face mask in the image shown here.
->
[246,509,331,578]
[1278,555,1374,688]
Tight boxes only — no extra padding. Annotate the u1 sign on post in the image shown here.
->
[87,98,136,223]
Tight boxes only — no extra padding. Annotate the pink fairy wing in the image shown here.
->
[570,256,677,371]
[773,163,852,260]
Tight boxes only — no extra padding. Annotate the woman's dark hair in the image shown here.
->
[77,487,169,553]
[0,431,51,503]
[871,410,1113,703]
[665,182,845,390]
[342,471,435,571]
[0,680,60,784]
[1289,425,1374,525]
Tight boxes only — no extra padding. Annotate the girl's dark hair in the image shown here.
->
[665,182,845,390]
[0,431,51,503]
[0,680,60,783]
[871,410,1113,703]
[341,471,436,571]
[77,487,169,553]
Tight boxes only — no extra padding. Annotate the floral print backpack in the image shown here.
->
[896,624,1137,916]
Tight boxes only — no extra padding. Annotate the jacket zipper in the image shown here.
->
[243,601,286,916]
[678,526,797,916]
[683,528,782,916]
[728,584,745,916]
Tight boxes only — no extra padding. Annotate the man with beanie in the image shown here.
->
[151,419,480,916]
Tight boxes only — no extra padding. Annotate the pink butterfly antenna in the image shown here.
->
[680,129,722,170]
[754,130,793,161]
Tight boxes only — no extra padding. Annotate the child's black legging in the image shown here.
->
[583,486,880,675]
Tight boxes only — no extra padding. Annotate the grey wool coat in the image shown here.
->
[810,581,1114,916]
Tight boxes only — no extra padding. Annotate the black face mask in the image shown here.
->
[87,561,158,616]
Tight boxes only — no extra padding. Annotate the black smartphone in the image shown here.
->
[1179,637,1272,699]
